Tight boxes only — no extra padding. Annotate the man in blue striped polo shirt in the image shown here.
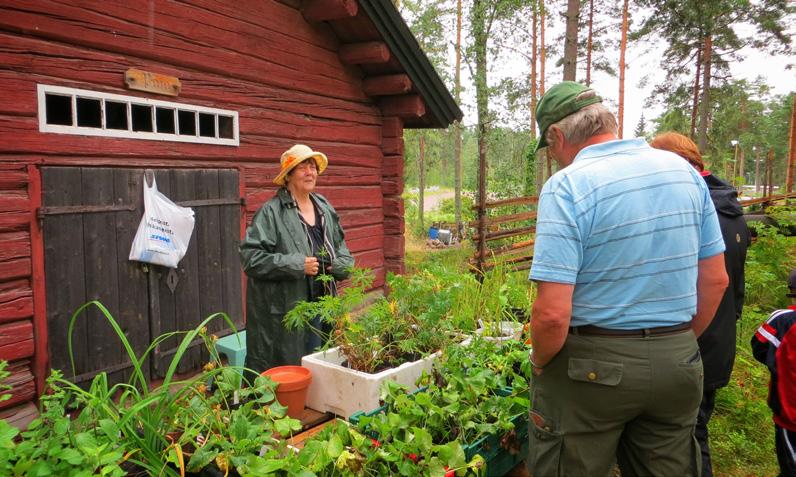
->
[527,81,729,476]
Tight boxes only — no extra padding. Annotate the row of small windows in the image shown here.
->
[38,85,239,146]
[44,94,234,139]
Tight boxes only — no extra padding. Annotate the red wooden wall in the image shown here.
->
[0,0,406,411]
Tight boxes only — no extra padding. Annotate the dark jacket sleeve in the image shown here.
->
[328,209,353,281]
[750,325,771,367]
[239,206,305,280]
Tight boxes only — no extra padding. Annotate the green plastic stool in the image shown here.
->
[214,330,247,386]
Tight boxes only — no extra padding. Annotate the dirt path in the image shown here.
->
[423,190,455,212]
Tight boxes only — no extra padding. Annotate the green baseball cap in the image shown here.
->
[534,81,603,152]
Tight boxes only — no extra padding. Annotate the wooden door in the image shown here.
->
[41,167,243,386]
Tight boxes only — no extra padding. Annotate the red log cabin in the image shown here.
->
[0,0,461,424]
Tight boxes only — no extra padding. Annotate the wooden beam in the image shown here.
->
[471,195,539,210]
[339,42,391,65]
[379,95,425,118]
[472,225,536,243]
[468,211,537,228]
[302,0,358,22]
[363,74,412,96]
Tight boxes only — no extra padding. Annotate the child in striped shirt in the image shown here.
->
[752,269,796,476]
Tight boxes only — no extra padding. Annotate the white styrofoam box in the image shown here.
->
[476,321,523,343]
[301,346,438,418]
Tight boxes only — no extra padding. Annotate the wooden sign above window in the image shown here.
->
[124,68,181,97]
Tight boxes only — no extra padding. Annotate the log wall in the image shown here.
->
[0,0,407,410]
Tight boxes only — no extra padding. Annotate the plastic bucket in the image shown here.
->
[428,226,439,240]
[261,365,312,418]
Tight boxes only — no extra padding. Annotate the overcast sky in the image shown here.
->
[448,8,795,139]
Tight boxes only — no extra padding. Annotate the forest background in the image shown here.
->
[397,0,795,234]
[397,1,795,475]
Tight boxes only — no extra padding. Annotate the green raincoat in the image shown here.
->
[240,188,353,373]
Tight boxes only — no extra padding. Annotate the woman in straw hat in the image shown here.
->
[240,144,353,374]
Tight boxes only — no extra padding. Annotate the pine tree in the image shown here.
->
[634,113,647,139]
[635,0,791,152]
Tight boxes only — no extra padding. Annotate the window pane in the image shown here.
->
[131,104,153,132]
[199,113,215,138]
[178,110,196,136]
[156,107,176,134]
[218,116,234,139]
[76,97,102,128]
[45,94,72,126]
[105,101,128,130]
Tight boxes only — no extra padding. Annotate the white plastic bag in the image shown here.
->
[129,175,195,268]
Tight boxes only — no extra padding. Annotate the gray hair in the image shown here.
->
[545,102,618,148]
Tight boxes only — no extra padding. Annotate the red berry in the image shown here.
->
[444,465,455,477]
[407,453,418,462]
[370,438,380,448]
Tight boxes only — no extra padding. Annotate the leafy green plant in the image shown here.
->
[349,338,531,475]
[285,268,465,373]
[745,224,795,309]
[297,419,484,476]
[174,374,301,475]
[5,301,304,477]
[0,370,128,477]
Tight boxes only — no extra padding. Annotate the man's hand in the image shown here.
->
[530,281,574,370]
[304,256,319,276]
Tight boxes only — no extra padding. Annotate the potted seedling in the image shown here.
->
[285,268,466,418]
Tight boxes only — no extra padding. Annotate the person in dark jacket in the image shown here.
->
[751,270,796,477]
[240,144,353,376]
[652,132,751,476]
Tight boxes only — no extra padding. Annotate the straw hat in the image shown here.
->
[273,144,328,186]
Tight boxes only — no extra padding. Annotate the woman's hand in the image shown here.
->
[304,257,320,276]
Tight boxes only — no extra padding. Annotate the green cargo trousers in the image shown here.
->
[528,330,703,477]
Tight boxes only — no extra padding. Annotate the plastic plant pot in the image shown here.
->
[261,365,312,418]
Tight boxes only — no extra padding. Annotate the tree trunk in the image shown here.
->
[697,34,712,153]
[536,0,546,194]
[454,0,463,233]
[690,46,701,139]
[563,0,579,81]
[530,1,538,138]
[755,147,761,194]
[788,95,796,193]
[586,0,594,86]
[419,134,425,231]
[617,0,629,139]
[473,0,489,270]
[738,148,745,184]
[540,0,546,95]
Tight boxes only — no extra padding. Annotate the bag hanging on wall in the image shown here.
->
[129,173,195,268]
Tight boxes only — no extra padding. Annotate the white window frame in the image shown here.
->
[37,84,239,146]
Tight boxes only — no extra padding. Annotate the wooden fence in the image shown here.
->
[469,190,796,274]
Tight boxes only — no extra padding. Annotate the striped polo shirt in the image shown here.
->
[530,138,725,329]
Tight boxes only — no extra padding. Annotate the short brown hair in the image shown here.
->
[650,132,704,172]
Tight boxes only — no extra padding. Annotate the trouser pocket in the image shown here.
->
[528,411,563,477]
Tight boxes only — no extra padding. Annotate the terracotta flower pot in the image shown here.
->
[261,365,312,418]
